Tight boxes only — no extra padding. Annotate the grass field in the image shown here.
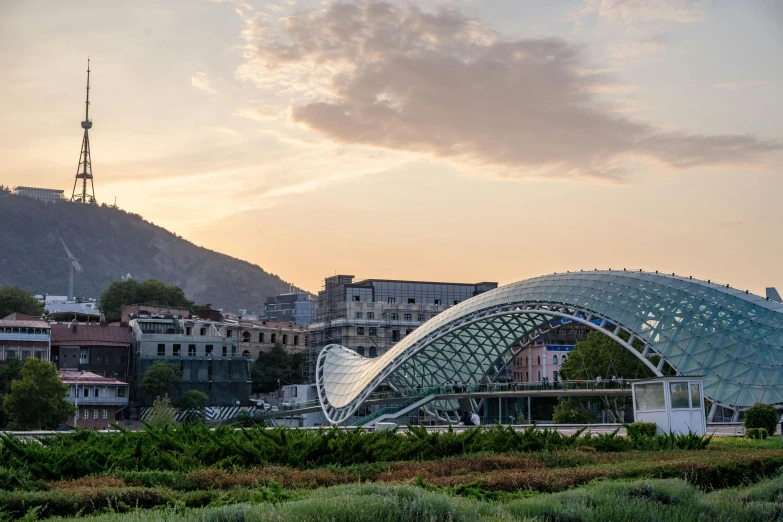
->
[0,428,781,521]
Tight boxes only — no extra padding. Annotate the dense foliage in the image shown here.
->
[141,361,182,399]
[99,279,195,322]
[0,285,44,318]
[0,358,23,428]
[252,342,306,393]
[744,403,778,436]
[177,390,209,423]
[145,395,177,429]
[552,397,598,424]
[2,359,74,430]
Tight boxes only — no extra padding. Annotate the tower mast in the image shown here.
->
[71,59,97,204]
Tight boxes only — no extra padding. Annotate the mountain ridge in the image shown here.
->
[0,191,303,313]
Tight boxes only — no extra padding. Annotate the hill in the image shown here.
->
[0,192,302,313]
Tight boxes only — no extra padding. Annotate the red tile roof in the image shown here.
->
[0,320,50,329]
[51,324,132,347]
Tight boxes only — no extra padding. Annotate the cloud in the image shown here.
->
[579,0,704,25]
[191,71,218,94]
[237,2,779,181]
[713,81,764,90]
[235,103,283,121]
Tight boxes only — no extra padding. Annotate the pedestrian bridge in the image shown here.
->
[316,270,783,425]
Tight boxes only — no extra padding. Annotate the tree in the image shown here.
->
[177,390,209,423]
[252,342,292,394]
[559,331,656,422]
[3,359,74,430]
[0,286,44,318]
[99,279,195,322]
[141,361,182,400]
[744,403,778,436]
[146,395,176,429]
[0,358,23,428]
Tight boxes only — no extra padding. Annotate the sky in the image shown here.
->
[1,0,781,295]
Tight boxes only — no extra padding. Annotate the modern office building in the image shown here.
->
[129,315,252,408]
[13,186,65,203]
[51,323,133,381]
[0,319,51,362]
[264,293,316,325]
[61,371,129,429]
[307,275,497,380]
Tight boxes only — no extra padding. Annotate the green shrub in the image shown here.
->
[627,422,657,437]
[744,404,778,436]
[745,428,768,440]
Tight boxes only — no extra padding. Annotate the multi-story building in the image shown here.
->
[308,276,497,379]
[264,293,316,325]
[0,319,51,362]
[216,319,309,360]
[61,371,129,429]
[129,315,252,407]
[51,323,133,381]
[512,324,591,383]
[13,186,64,203]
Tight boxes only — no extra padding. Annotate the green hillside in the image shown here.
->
[0,191,301,313]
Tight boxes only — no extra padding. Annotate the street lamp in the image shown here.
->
[73,370,85,428]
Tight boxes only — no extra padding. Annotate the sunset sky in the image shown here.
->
[1,0,781,295]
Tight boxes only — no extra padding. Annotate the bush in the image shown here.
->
[744,404,778,436]
[746,428,768,440]
[627,422,657,437]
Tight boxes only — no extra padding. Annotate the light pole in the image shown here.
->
[73,370,85,428]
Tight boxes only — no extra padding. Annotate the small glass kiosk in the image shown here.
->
[632,377,706,435]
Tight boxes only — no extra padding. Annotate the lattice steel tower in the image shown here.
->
[71,59,97,204]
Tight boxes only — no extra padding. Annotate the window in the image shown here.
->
[526,372,529,382]
[408,298,415,304]
[356,346,365,356]
[83,409,89,419]
[173,344,181,356]
[690,383,701,408]
[222,346,227,357]
[231,346,237,356]
[93,410,98,420]
[206,344,213,355]
[84,388,90,398]
[294,335,299,345]
[405,329,412,335]
[79,348,89,364]
[259,332,264,343]
[200,328,206,336]
[186,327,192,335]
[369,346,378,358]
[670,382,690,409]
[392,330,400,342]
[562,355,568,364]
[552,355,558,365]
[390,313,399,321]
[157,344,165,356]
[271,334,277,343]
[369,327,377,336]
[537,371,541,381]
[434,299,441,306]
[537,355,540,365]
[453,300,459,305]
[635,382,666,411]
[553,371,559,381]
[355,312,363,319]
[102,410,108,420]
[118,387,127,397]
[366,312,374,320]
[188,344,196,356]
[403,313,412,321]
[242,331,251,342]
[357,327,365,335]
[282,335,288,345]
[388,297,396,304]
[417,314,425,322]
[353,295,360,302]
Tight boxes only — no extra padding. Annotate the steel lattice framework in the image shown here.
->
[316,270,783,424]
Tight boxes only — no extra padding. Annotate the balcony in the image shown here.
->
[0,333,49,342]
[68,396,129,406]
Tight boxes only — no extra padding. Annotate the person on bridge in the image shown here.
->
[459,410,473,426]
[471,411,481,426]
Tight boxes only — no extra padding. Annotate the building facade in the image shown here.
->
[512,324,590,383]
[61,371,129,429]
[308,276,497,379]
[129,316,252,407]
[217,319,309,360]
[264,293,316,325]
[13,186,64,203]
[51,323,132,381]
[0,319,51,363]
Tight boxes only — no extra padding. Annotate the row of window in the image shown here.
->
[354,346,378,357]
[517,355,569,366]
[78,349,127,365]
[0,350,46,361]
[0,327,48,334]
[70,386,127,398]
[156,344,237,357]
[75,409,110,420]
[355,327,414,339]
[517,371,559,382]
[238,332,301,345]
[351,296,460,306]
[354,312,429,322]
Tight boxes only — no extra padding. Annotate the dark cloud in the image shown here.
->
[246,2,780,180]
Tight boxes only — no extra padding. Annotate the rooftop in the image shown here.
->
[51,323,132,347]
[0,320,50,329]
[60,371,128,386]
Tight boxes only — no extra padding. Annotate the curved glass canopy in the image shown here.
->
[316,270,783,424]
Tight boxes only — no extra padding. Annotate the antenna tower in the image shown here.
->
[71,59,97,204]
